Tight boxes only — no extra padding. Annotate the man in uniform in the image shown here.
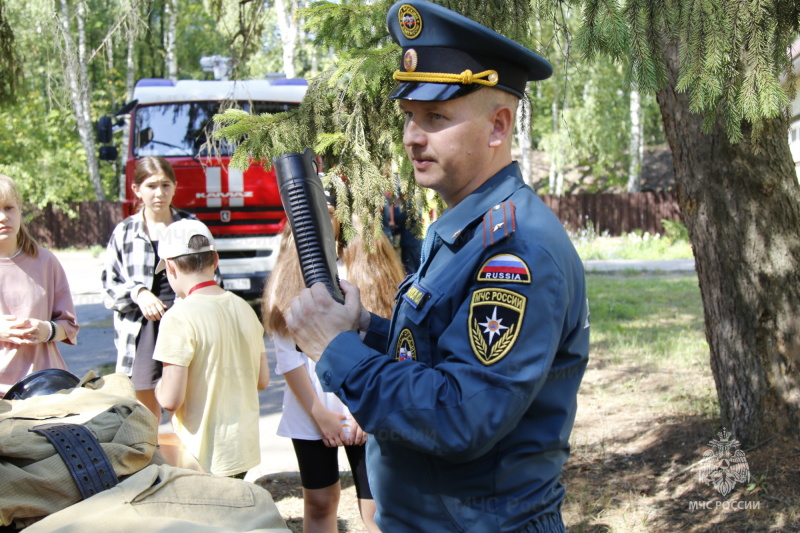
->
[285,1,590,531]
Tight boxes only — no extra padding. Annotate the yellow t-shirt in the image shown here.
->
[154,291,264,476]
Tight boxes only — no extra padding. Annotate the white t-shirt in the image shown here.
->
[154,291,264,476]
[273,333,351,440]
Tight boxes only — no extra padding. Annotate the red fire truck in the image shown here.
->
[98,77,308,299]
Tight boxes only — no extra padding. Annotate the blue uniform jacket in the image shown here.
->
[317,163,590,532]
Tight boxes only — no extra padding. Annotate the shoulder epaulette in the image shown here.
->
[481,200,516,248]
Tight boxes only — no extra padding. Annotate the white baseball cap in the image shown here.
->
[155,219,216,273]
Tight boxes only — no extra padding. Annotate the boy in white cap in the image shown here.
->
[153,219,270,478]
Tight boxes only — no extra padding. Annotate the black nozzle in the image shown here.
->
[275,148,344,303]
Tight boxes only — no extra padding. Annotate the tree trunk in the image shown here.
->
[549,100,557,193]
[555,97,565,196]
[656,40,800,444]
[274,0,298,78]
[516,98,532,187]
[627,88,642,193]
[165,0,177,81]
[0,0,22,105]
[59,0,104,201]
[119,15,136,200]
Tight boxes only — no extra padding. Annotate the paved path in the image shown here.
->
[54,250,696,480]
[583,258,695,272]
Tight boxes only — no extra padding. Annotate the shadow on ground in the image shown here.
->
[564,415,800,532]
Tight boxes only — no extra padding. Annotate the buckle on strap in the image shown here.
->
[30,423,119,499]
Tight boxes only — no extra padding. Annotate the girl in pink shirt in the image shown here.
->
[0,175,79,397]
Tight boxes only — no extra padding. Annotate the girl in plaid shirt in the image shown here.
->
[102,157,198,421]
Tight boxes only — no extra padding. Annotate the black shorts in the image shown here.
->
[131,317,163,391]
[291,438,373,499]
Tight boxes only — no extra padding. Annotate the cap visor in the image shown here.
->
[155,258,167,274]
[389,82,482,101]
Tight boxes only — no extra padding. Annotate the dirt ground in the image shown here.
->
[254,352,800,532]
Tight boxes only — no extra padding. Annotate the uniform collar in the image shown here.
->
[431,162,525,245]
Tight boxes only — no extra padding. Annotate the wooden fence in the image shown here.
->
[26,201,123,250]
[25,192,681,249]
[540,191,681,236]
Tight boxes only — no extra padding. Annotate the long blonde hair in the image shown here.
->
[0,175,39,258]
[262,225,405,338]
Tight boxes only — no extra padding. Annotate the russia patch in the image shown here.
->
[476,254,531,284]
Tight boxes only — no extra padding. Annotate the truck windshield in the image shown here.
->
[133,100,298,158]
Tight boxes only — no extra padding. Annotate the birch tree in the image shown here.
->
[165,0,177,81]
[56,0,104,201]
[627,88,642,192]
[274,0,299,78]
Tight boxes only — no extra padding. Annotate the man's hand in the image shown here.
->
[285,280,363,361]
[350,418,368,446]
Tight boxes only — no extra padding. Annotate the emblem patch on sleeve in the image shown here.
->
[476,254,531,283]
[468,288,526,365]
[396,328,417,361]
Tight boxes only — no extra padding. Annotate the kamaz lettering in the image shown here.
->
[196,191,254,199]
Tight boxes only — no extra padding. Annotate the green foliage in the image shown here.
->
[215,42,414,244]
[529,2,666,191]
[567,220,694,260]
[575,0,800,143]
[303,1,393,51]
[3,0,798,219]
[661,218,689,242]
[176,1,229,79]
[0,0,22,106]
[0,89,111,208]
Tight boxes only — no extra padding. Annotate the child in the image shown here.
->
[262,200,405,532]
[0,174,79,397]
[153,219,269,477]
[102,156,208,420]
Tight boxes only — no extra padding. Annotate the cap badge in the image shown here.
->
[403,49,418,72]
[398,4,423,39]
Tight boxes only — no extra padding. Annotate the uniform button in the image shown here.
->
[493,204,501,210]
[323,371,331,385]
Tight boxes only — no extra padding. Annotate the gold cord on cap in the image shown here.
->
[393,69,499,87]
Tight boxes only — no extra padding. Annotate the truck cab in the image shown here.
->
[100,78,307,299]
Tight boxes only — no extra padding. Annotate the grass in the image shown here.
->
[568,220,694,261]
[583,271,715,416]
[587,273,707,368]
[563,264,800,533]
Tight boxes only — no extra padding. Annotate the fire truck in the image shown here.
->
[98,77,308,299]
